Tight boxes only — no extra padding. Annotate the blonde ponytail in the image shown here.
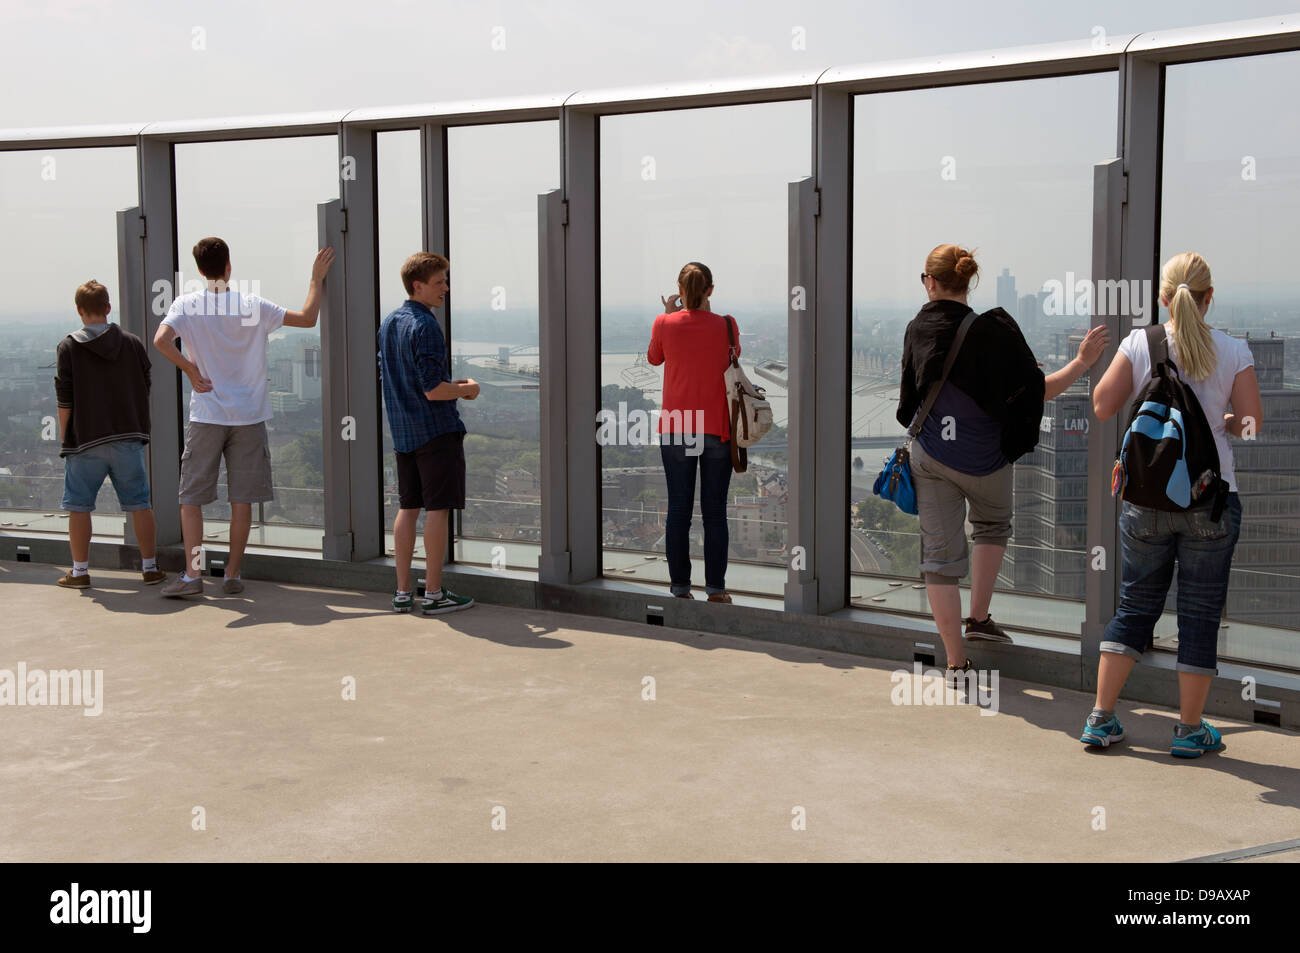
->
[1159,252,1216,381]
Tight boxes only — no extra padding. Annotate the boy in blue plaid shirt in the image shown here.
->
[378,252,479,614]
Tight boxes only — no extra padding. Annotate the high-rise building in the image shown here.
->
[1225,332,1300,628]
[294,340,321,402]
[1018,292,1041,333]
[997,267,1017,315]
[269,358,293,392]
[495,466,540,502]
[270,391,303,413]
[1000,383,1090,600]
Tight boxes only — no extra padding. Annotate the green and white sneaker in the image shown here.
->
[392,591,414,613]
[1080,711,1125,748]
[421,588,475,615]
[1171,720,1226,759]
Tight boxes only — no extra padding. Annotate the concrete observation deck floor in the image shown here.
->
[1,560,1297,863]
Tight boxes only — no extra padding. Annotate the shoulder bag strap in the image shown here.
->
[907,310,978,443]
[730,400,747,471]
[722,314,747,471]
[1145,322,1174,378]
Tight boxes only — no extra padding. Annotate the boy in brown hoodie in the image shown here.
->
[53,280,164,588]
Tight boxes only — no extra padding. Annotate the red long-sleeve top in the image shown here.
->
[646,309,740,439]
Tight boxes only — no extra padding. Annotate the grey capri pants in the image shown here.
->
[910,440,1012,585]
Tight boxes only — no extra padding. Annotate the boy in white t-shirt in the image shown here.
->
[153,237,335,598]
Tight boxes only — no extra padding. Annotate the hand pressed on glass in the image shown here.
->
[1076,324,1110,366]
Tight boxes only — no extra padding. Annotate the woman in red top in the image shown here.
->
[647,262,739,603]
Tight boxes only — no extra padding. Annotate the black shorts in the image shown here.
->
[396,431,466,511]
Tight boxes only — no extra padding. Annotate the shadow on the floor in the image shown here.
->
[991,684,1300,811]
[64,580,192,615]
[75,575,394,627]
[462,601,1300,811]
[17,562,1300,809]
[440,612,571,649]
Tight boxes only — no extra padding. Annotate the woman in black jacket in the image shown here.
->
[899,244,1107,677]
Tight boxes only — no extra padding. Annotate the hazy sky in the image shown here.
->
[853,72,1114,310]
[1,1,1297,322]
[1161,50,1300,313]
[600,101,810,316]
[2,1,1292,127]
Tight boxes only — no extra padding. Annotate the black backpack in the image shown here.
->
[1112,324,1229,521]
[986,306,1047,462]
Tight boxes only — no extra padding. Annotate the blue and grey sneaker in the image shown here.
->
[421,589,475,615]
[392,591,414,613]
[1080,711,1125,748]
[1171,720,1226,759]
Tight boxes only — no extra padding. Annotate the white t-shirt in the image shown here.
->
[1118,323,1254,491]
[161,290,288,426]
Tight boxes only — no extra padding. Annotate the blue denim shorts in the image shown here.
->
[1100,494,1241,675]
[62,439,151,512]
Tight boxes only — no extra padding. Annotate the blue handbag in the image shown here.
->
[873,444,919,514]
[873,311,978,515]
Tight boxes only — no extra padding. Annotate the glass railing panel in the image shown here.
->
[1160,50,1300,666]
[599,100,811,590]
[377,129,425,555]
[0,146,138,531]
[447,121,557,570]
[849,71,1117,632]
[173,135,338,548]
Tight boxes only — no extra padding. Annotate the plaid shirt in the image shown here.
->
[378,300,466,453]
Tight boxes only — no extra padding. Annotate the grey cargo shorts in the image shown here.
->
[178,420,274,505]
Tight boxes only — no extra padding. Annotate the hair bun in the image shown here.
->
[954,255,976,277]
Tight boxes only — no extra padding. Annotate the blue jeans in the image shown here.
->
[1101,494,1242,674]
[660,433,732,595]
[62,439,151,512]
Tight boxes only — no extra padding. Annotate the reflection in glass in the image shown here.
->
[173,136,337,547]
[0,147,137,535]
[850,73,1116,623]
[599,101,810,592]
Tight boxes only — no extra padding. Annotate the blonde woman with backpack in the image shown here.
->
[1082,252,1263,758]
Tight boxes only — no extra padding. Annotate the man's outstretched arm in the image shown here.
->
[283,248,337,328]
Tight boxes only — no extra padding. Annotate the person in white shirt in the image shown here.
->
[1082,251,1263,758]
[153,237,335,598]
